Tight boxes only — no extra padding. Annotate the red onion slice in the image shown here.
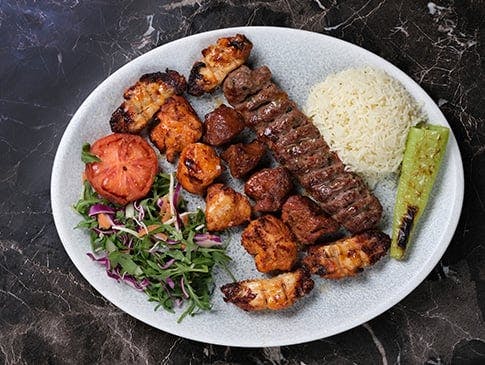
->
[88,204,115,217]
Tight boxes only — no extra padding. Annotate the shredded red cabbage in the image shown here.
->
[92,228,115,235]
[86,252,111,270]
[166,277,175,289]
[123,275,149,291]
[173,183,183,231]
[173,183,182,207]
[194,233,222,243]
[106,269,120,280]
[160,258,176,269]
[194,233,223,247]
[194,240,223,248]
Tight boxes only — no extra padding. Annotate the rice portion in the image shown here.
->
[305,66,423,187]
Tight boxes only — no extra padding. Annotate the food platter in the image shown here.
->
[51,27,464,347]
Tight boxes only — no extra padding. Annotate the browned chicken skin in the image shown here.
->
[203,104,245,146]
[176,143,223,195]
[244,167,293,212]
[110,70,186,134]
[220,268,314,311]
[302,231,390,279]
[205,183,251,231]
[150,95,202,163]
[281,195,340,245]
[221,140,266,179]
[188,34,253,96]
[241,215,298,273]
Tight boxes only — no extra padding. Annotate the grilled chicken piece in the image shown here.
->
[244,167,293,212]
[203,104,245,146]
[221,140,266,179]
[110,70,186,134]
[149,95,202,163]
[223,65,383,233]
[241,215,298,273]
[176,143,223,195]
[188,34,252,96]
[220,268,314,311]
[205,183,251,231]
[302,231,390,279]
[282,195,340,245]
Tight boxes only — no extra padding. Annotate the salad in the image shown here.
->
[74,170,232,322]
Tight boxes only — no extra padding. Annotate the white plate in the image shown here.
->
[51,27,464,347]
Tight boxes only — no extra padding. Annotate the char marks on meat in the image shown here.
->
[149,95,202,163]
[203,104,245,146]
[302,231,390,279]
[244,167,293,213]
[282,195,340,245]
[221,140,266,179]
[187,34,253,96]
[220,268,314,311]
[241,214,298,273]
[223,65,382,233]
[110,70,186,134]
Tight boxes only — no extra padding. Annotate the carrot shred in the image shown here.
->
[97,213,112,229]
[138,224,162,237]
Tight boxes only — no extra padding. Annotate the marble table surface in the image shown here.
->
[0,1,483,364]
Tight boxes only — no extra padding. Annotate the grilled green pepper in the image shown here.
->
[390,124,450,260]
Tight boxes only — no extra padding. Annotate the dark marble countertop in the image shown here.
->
[1,0,484,364]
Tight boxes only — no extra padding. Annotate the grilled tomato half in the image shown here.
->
[85,133,158,205]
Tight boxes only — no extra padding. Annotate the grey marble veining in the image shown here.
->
[0,0,483,364]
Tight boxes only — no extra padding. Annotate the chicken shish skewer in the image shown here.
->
[176,142,223,195]
[149,95,202,163]
[302,231,391,279]
[241,215,298,273]
[221,268,314,311]
[205,183,251,232]
[188,34,253,96]
[110,70,186,134]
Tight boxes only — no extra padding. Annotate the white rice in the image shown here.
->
[305,66,423,187]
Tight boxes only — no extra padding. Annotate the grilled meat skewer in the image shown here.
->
[223,65,382,233]
[221,140,266,179]
[302,231,390,279]
[188,34,252,96]
[221,268,314,311]
[110,70,186,134]
[149,95,202,163]
[241,215,298,273]
[282,195,340,245]
[205,183,251,232]
[244,167,293,213]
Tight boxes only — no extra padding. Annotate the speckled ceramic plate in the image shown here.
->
[51,27,464,347]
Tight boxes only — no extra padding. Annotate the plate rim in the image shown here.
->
[51,26,465,347]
